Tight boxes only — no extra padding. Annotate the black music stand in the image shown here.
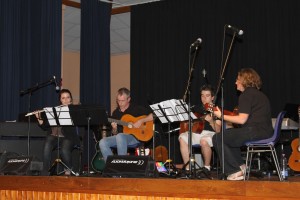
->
[68,105,108,175]
[42,105,77,176]
[150,99,197,176]
[43,105,108,176]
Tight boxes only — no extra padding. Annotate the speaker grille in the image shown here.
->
[102,155,157,178]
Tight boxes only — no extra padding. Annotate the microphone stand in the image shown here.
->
[214,30,238,179]
[20,77,57,156]
[182,44,201,178]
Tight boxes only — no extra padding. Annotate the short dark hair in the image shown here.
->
[200,85,215,97]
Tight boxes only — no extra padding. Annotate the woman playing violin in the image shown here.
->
[212,68,273,181]
[179,85,221,177]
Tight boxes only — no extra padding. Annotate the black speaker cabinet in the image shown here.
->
[0,153,43,176]
[102,155,157,178]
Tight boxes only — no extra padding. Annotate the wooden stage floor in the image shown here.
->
[1,172,300,200]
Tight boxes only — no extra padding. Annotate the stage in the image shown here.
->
[1,174,300,199]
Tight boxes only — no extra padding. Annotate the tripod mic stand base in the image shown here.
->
[48,159,79,176]
[164,159,178,176]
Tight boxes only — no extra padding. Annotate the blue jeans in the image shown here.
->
[43,135,74,174]
[99,133,139,162]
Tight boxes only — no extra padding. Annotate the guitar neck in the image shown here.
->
[298,106,300,144]
[108,118,129,127]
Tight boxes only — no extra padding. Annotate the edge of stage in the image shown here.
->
[0,175,300,199]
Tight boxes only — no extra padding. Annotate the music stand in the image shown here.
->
[150,99,197,175]
[43,105,108,176]
[68,104,108,175]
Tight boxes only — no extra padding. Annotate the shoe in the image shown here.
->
[200,167,213,180]
[64,169,71,176]
[240,164,246,175]
[177,169,190,179]
[227,170,244,181]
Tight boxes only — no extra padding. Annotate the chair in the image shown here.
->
[243,111,286,181]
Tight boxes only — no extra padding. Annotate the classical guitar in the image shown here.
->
[204,103,237,116]
[108,114,153,142]
[179,112,204,134]
[288,105,300,171]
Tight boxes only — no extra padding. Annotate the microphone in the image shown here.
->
[52,76,60,91]
[191,38,202,47]
[226,25,244,36]
[202,68,207,78]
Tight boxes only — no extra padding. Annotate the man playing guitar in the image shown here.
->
[179,85,221,178]
[99,87,153,162]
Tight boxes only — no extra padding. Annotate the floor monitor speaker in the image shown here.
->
[102,155,157,178]
[0,152,43,176]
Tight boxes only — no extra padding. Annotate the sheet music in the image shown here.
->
[44,107,57,126]
[44,105,74,126]
[150,99,197,123]
[174,99,197,121]
[149,103,168,123]
[56,106,73,125]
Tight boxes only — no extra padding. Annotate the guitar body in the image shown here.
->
[288,138,300,171]
[288,105,300,171]
[153,145,168,162]
[91,141,105,172]
[180,112,204,134]
[109,114,154,141]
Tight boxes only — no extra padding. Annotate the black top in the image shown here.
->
[238,87,273,136]
[39,112,81,145]
[111,103,152,133]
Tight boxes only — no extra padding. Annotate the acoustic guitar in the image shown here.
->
[288,106,300,171]
[204,103,237,116]
[153,145,168,162]
[108,114,153,141]
[179,112,204,134]
[91,141,105,172]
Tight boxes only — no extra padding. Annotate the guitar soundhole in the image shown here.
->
[141,123,146,134]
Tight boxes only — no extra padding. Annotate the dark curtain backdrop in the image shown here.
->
[80,0,111,169]
[0,0,62,121]
[80,0,111,112]
[131,0,300,118]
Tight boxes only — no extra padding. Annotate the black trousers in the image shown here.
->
[212,126,270,175]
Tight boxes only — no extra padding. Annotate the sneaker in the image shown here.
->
[200,167,213,180]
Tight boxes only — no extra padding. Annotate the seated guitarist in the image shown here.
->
[99,87,153,162]
[179,85,221,178]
